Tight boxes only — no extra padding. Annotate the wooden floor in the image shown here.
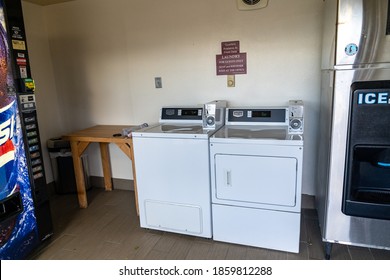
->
[31,188,390,260]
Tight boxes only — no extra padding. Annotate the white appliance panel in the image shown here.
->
[209,124,303,253]
[133,136,212,237]
[210,142,303,212]
[144,200,202,234]
[214,154,297,207]
[212,204,301,253]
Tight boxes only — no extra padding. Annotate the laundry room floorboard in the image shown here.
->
[30,188,390,260]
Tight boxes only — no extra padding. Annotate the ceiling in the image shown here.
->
[23,0,75,6]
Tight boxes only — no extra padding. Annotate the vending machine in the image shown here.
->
[0,0,53,259]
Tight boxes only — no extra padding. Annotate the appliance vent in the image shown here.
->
[243,0,261,5]
[237,0,269,11]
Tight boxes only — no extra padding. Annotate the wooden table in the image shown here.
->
[63,125,139,213]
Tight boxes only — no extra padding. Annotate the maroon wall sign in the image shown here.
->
[216,41,247,75]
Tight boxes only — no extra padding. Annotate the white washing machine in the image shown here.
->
[210,105,304,253]
[132,104,225,238]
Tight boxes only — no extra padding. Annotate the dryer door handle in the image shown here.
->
[226,170,232,187]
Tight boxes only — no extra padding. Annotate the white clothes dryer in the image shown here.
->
[209,106,304,253]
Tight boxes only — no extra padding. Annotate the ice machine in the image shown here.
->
[317,0,390,259]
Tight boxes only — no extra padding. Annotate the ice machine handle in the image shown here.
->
[376,162,390,168]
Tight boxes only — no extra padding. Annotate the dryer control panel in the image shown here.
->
[226,107,288,125]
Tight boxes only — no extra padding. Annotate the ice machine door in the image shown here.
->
[343,81,390,220]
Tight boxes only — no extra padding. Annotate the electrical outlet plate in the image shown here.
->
[155,77,162,88]
[227,75,235,87]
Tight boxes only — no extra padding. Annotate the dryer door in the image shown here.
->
[214,154,298,208]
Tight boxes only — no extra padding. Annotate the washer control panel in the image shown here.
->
[288,100,304,134]
[160,107,203,121]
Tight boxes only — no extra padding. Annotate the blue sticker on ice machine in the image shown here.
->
[345,43,359,56]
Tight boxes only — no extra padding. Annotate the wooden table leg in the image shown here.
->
[99,142,113,191]
[70,140,90,208]
[116,142,139,215]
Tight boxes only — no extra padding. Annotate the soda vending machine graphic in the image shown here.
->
[0,0,52,259]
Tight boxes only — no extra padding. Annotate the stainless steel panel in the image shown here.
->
[336,0,390,66]
[321,0,338,70]
[317,68,390,249]
[322,0,390,69]
[316,70,334,232]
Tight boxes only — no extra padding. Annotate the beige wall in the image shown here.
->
[22,1,63,183]
[22,0,324,195]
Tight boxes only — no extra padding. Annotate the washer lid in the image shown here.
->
[132,124,215,139]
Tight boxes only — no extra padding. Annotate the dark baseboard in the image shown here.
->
[46,176,135,197]
[89,176,135,191]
